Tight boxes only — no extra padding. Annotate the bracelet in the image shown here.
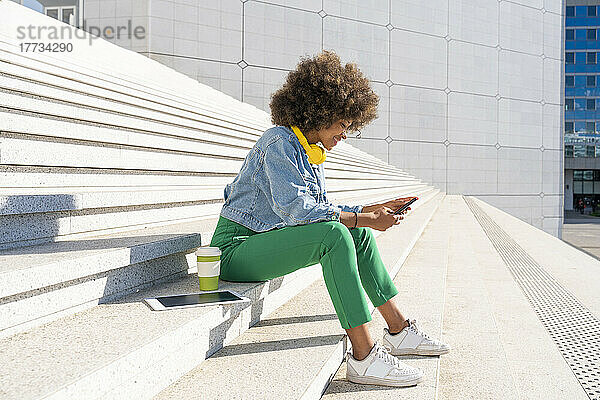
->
[353,212,358,228]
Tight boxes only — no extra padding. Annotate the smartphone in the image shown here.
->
[144,290,250,311]
[393,197,418,215]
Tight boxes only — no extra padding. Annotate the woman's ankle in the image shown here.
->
[388,319,409,334]
[352,343,375,361]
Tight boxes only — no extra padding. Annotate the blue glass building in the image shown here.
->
[565,2,600,212]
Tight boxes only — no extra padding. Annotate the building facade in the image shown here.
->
[13,0,566,237]
[564,1,600,213]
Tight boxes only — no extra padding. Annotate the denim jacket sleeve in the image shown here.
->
[319,163,363,214]
[255,136,341,226]
[338,204,364,213]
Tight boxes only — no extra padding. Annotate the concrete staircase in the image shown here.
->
[1,3,444,399]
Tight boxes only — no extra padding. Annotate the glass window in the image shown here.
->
[595,170,600,180]
[588,99,596,110]
[45,7,58,19]
[567,29,575,41]
[587,146,596,157]
[588,75,596,87]
[589,6,597,16]
[589,29,597,41]
[566,76,575,87]
[566,99,575,110]
[575,145,587,157]
[567,6,575,17]
[566,52,575,64]
[575,121,589,133]
[61,7,74,24]
[584,181,594,193]
[587,121,596,132]
[566,121,574,133]
[566,145,574,158]
[588,52,597,64]
[584,170,595,180]
[574,170,584,180]
[574,181,583,194]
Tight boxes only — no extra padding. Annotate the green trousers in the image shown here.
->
[209,216,399,329]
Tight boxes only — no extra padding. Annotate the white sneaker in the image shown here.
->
[382,319,450,356]
[346,342,424,387]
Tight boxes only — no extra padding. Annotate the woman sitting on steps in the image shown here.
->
[210,50,449,387]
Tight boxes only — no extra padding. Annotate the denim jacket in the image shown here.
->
[220,126,363,232]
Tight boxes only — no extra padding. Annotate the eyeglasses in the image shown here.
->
[343,131,361,139]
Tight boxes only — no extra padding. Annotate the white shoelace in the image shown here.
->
[373,343,403,368]
[408,319,432,340]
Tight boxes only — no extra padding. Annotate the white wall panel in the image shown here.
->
[543,57,562,104]
[390,30,447,89]
[543,103,562,150]
[499,2,543,55]
[149,55,243,101]
[497,147,543,194]
[448,92,497,146]
[323,17,388,81]
[389,141,446,190]
[391,0,447,37]
[449,0,498,47]
[499,50,543,101]
[359,82,389,139]
[244,2,321,69]
[323,0,388,25]
[258,0,322,12]
[197,0,242,62]
[543,11,562,60]
[498,98,542,148]
[346,137,388,163]
[509,0,544,9]
[542,149,562,195]
[390,86,446,142]
[448,41,498,95]
[242,66,288,111]
[543,0,562,15]
[448,144,497,194]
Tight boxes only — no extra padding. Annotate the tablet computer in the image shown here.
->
[144,290,250,311]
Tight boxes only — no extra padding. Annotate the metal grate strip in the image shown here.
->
[464,196,600,400]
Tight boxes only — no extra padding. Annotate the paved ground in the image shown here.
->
[562,210,600,261]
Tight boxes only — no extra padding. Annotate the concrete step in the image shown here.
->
[0,181,425,216]
[152,191,445,400]
[0,186,434,250]
[0,37,269,132]
[0,219,205,338]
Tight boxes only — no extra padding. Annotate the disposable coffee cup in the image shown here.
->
[196,247,221,291]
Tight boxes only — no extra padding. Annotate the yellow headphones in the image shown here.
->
[290,125,326,165]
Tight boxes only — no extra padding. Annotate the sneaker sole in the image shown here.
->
[389,347,450,356]
[346,374,424,387]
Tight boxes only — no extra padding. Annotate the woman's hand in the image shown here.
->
[363,197,417,215]
[367,206,403,231]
